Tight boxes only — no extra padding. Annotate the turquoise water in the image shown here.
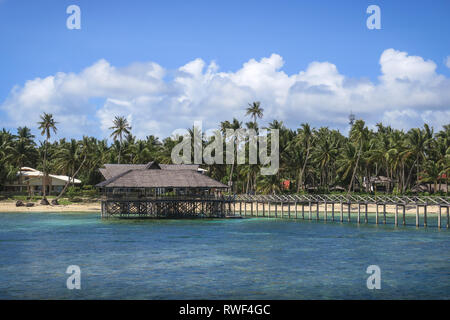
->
[0,212,448,299]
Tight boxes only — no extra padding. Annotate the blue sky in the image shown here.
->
[1,0,449,140]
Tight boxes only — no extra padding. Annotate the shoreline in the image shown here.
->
[0,201,100,213]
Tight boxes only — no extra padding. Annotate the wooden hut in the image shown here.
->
[96,161,231,218]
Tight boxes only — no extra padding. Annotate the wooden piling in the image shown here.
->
[424,204,427,227]
[383,204,387,224]
[331,203,335,221]
[416,205,419,227]
[375,204,379,224]
[295,201,298,219]
[340,202,343,222]
[395,205,398,226]
[438,206,441,229]
[357,203,361,224]
[309,202,312,220]
[316,202,319,221]
[324,201,327,221]
[365,203,368,224]
[402,205,406,226]
[348,203,351,222]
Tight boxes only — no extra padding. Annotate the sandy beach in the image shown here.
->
[0,201,101,213]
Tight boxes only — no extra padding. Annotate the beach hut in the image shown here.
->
[96,161,230,218]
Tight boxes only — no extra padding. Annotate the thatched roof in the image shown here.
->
[96,161,226,189]
[99,162,200,180]
[96,168,227,189]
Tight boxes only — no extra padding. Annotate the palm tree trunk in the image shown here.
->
[55,156,86,200]
[403,157,418,193]
[297,147,310,192]
[348,145,362,194]
[42,139,48,199]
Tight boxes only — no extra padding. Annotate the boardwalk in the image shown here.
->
[230,194,450,229]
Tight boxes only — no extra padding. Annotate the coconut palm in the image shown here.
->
[109,116,132,164]
[37,113,57,201]
[246,101,264,130]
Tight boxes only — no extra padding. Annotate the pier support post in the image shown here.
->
[402,205,406,226]
[331,203,335,221]
[262,202,265,217]
[295,202,298,219]
[268,202,271,218]
[281,202,284,218]
[324,201,327,221]
[383,204,387,224]
[395,205,398,226]
[376,204,379,225]
[244,202,247,216]
[316,202,320,221]
[416,205,419,227]
[424,204,427,227]
[288,202,291,219]
[251,201,254,217]
[309,202,312,220]
[438,206,441,229]
[365,203,368,224]
[357,203,361,224]
[447,206,449,229]
[275,202,278,218]
[302,203,305,219]
[348,203,351,222]
[340,202,343,222]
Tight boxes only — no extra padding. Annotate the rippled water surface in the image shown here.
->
[0,212,448,299]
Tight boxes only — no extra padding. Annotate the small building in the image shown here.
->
[96,161,231,218]
[4,167,81,195]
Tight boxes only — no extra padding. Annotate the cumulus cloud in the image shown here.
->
[1,49,450,140]
[446,56,450,69]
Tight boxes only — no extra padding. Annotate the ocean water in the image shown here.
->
[0,212,448,299]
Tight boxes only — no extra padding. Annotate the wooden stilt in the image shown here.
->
[340,202,343,222]
[302,203,305,219]
[275,202,278,218]
[383,204,386,224]
[438,206,441,229]
[375,204,379,224]
[416,205,419,227]
[424,204,427,227]
[316,202,319,221]
[331,203,335,221]
[395,205,398,226]
[262,202,265,217]
[365,203,368,224]
[324,201,327,221]
[268,202,271,218]
[348,203,351,222]
[288,202,291,219]
[357,203,361,224]
[295,202,298,219]
[309,202,312,220]
[402,205,406,226]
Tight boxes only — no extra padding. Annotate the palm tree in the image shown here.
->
[347,120,369,193]
[37,113,57,202]
[245,101,264,131]
[109,116,132,164]
[295,123,314,192]
[220,118,243,191]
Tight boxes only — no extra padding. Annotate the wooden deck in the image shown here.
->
[100,194,450,228]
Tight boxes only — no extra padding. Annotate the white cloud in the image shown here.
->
[446,56,450,69]
[1,49,450,140]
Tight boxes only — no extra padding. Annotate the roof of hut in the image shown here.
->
[96,161,226,189]
[99,162,200,180]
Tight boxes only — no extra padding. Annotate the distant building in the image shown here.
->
[4,167,81,194]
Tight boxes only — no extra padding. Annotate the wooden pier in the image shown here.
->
[101,196,234,218]
[228,194,450,229]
